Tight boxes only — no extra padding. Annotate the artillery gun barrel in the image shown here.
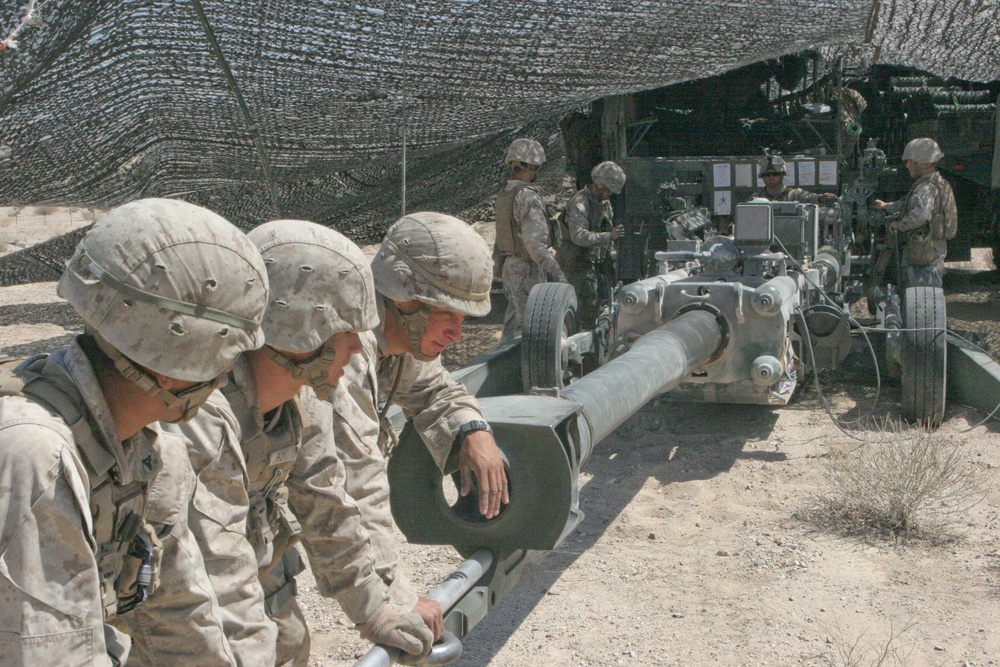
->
[381,308,725,663]
[562,308,723,463]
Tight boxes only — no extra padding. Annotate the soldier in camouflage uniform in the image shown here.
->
[328,212,509,629]
[495,138,568,343]
[124,220,438,667]
[874,138,958,274]
[556,161,627,327]
[0,199,269,666]
[754,155,837,204]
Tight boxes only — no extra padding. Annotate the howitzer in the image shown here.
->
[357,199,857,666]
[356,192,994,665]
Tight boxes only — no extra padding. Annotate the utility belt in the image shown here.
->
[248,483,303,569]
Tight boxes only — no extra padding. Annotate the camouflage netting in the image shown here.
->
[1,0,999,284]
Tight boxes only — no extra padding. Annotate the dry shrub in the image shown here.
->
[806,619,916,667]
[806,424,989,543]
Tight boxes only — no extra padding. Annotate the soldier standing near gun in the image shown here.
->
[328,212,509,642]
[495,138,568,344]
[556,160,627,327]
[874,137,957,276]
[123,220,438,667]
[755,155,837,204]
[0,199,270,666]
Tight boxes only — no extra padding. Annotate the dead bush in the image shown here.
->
[806,424,989,543]
[806,619,916,667]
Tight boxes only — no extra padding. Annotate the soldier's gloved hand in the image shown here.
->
[413,596,443,639]
[610,224,625,240]
[358,602,435,663]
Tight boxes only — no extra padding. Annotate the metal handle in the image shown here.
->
[420,631,463,666]
[352,551,494,667]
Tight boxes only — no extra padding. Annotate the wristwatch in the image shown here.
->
[457,419,492,443]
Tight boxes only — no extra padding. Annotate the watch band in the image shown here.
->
[458,419,492,442]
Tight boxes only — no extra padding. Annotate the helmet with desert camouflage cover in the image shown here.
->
[58,198,268,419]
[371,211,492,360]
[591,160,627,194]
[758,154,787,176]
[248,219,378,398]
[902,137,944,164]
[504,138,546,168]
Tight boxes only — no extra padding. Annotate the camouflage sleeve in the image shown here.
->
[393,355,485,472]
[516,188,567,281]
[117,429,244,667]
[174,396,278,666]
[895,182,936,232]
[329,335,421,613]
[287,388,396,624]
[0,413,115,666]
[788,188,823,205]
[566,194,612,248]
[883,197,906,216]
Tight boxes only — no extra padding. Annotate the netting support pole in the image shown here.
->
[400,29,408,218]
[190,0,282,220]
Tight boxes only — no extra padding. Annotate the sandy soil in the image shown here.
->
[2,245,999,667]
[0,206,99,254]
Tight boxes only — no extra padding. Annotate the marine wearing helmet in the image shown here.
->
[252,219,379,398]
[494,138,568,342]
[554,160,627,326]
[753,154,836,205]
[125,219,439,667]
[874,138,957,271]
[0,198,269,666]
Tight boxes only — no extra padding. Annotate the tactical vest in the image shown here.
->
[556,189,613,270]
[494,181,533,262]
[927,172,958,241]
[221,370,304,574]
[0,349,163,621]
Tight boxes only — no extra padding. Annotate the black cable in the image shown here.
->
[858,324,1000,432]
[795,307,872,443]
[771,235,883,427]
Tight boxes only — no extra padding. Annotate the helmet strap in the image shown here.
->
[90,330,226,423]
[384,299,437,362]
[259,339,339,400]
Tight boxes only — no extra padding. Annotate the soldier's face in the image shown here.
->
[763,173,783,190]
[324,330,363,387]
[419,307,465,357]
[905,160,933,178]
[592,183,612,200]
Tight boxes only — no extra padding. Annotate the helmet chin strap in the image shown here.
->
[384,299,437,362]
[89,330,226,423]
[258,339,339,400]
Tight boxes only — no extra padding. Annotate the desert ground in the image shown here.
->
[1,208,999,667]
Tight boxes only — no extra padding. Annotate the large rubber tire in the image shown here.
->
[900,285,947,427]
[521,282,579,393]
